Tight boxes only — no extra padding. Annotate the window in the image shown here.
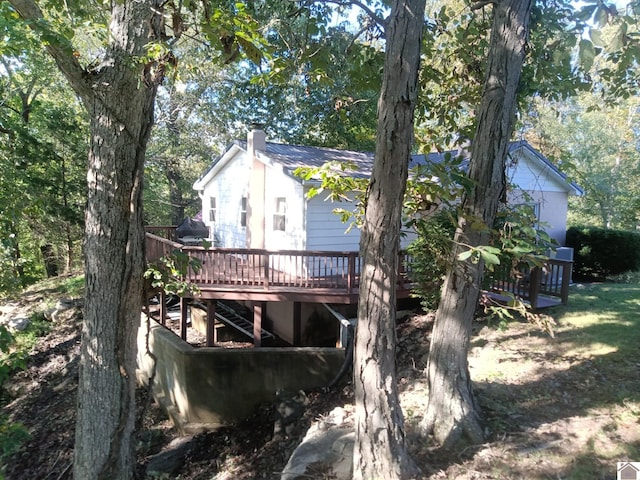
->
[209,197,216,222]
[273,197,286,231]
[240,197,247,227]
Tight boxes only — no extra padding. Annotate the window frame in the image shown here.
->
[273,197,287,232]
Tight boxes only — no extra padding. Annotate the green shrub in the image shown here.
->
[0,415,29,461]
[406,212,455,311]
[566,226,640,280]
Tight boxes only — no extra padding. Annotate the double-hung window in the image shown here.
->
[240,197,247,227]
[209,197,217,222]
[273,197,286,231]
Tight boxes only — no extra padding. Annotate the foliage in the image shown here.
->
[0,314,50,385]
[573,0,640,100]
[144,250,202,297]
[0,316,52,472]
[0,414,29,464]
[406,211,455,311]
[0,9,87,292]
[523,94,640,230]
[407,201,555,313]
[0,325,15,386]
[566,226,640,280]
[60,274,84,297]
[417,0,584,151]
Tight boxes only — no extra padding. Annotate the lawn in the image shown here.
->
[442,281,640,479]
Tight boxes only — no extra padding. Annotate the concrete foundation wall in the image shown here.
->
[136,317,345,432]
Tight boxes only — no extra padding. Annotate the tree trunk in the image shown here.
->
[421,0,532,450]
[353,0,425,478]
[7,1,164,478]
[74,5,162,478]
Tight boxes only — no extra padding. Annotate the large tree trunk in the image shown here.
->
[8,1,164,478]
[74,4,162,477]
[421,0,532,449]
[353,0,425,478]
[75,94,156,478]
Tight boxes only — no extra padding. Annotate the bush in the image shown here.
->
[406,212,455,311]
[566,226,640,280]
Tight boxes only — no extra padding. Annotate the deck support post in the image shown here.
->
[293,302,302,346]
[180,297,188,341]
[206,300,217,346]
[252,301,266,347]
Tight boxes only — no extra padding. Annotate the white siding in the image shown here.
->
[201,151,251,248]
[306,193,361,251]
[507,150,571,245]
[508,189,569,246]
[507,152,568,193]
[263,166,306,250]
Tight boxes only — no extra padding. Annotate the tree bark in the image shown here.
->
[353,0,425,478]
[421,0,532,449]
[7,1,164,478]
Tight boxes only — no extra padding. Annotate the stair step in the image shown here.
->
[215,302,275,340]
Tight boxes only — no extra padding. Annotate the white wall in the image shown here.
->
[201,151,250,248]
[306,192,361,251]
[507,150,571,246]
[507,152,568,194]
[509,189,569,246]
[263,166,306,250]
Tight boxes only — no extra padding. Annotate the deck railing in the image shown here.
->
[146,228,571,306]
[486,257,573,306]
[145,231,411,295]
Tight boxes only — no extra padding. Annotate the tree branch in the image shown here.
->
[304,0,388,29]
[7,0,92,101]
[471,0,497,10]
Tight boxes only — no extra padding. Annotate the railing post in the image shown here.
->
[347,253,356,294]
[397,252,406,289]
[263,252,270,290]
[529,266,542,309]
[180,296,188,341]
[560,261,572,305]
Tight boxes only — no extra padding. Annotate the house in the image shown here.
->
[193,126,582,253]
[138,127,580,431]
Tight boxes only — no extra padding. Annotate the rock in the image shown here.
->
[273,390,309,439]
[145,435,194,476]
[0,302,30,332]
[281,406,354,480]
[48,298,82,322]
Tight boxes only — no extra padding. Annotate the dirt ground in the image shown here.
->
[1,282,639,479]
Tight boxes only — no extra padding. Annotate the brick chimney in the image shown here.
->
[247,122,266,158]
[247,123,266,249]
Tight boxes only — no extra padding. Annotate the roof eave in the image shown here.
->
[193,142,245,191]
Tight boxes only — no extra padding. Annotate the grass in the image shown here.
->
[463,279,640,479]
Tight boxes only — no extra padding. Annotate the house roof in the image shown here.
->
[194,138,583,196]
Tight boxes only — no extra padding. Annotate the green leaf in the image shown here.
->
[575,4,598,22]
[457,250,473,262]
[579,39,596,71]
[608,23,627,52]
[235,35,262,65]
[589,28,604,47]
[480,251,500,266]
[594,6,609,28]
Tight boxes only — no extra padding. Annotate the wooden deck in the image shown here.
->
[145,232,414,304]
[145,227,572,309]
[485,257,573,309]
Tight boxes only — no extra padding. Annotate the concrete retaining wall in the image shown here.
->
[136,317,346,432]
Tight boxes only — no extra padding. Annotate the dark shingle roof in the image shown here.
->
[197,139,582,195]
[249,141,376,179]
